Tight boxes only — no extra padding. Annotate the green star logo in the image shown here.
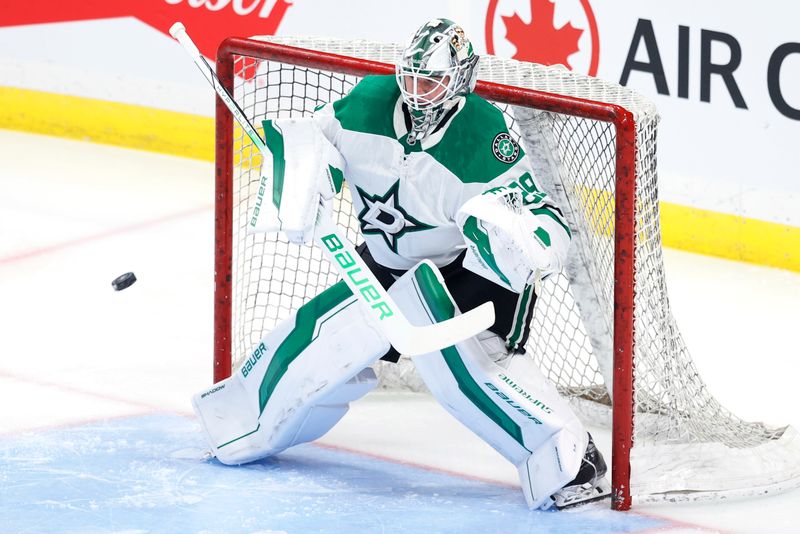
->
[355,180,435,253]
[499,139,514,157]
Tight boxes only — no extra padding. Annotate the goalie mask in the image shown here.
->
[396,19,479,144]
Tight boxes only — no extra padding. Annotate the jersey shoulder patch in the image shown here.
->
[332,75,399,138]
[427,94,524,184]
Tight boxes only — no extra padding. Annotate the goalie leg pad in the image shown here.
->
[388,260,587,509]
[286,366,378,447]
[192,281,389,465]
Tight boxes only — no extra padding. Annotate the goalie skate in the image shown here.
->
[549,435,611,510]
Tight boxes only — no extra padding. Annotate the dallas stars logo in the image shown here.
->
[355,181,435,252]
[492,132,519,163]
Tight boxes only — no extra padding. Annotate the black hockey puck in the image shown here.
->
[112,272,137,291]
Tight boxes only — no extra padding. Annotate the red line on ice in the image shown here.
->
[0,204,212,265]
[0,369,168,414]
[311,440,722,532]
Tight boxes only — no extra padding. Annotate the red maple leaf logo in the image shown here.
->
[502,0,583,68]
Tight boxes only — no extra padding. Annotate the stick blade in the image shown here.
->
[391,301,495,356]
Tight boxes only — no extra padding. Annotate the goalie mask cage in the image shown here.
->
[213,36,800,510]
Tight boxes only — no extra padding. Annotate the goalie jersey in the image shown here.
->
[314,74,570,279]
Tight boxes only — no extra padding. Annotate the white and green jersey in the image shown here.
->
[314,75,570,273]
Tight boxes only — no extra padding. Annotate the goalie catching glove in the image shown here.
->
[457,188,570,293]
[248,117,345,244]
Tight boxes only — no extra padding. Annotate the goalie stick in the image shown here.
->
[169,23,495,356]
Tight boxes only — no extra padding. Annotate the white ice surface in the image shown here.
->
[1,130,800,533]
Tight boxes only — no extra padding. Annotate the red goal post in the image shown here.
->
[212,35,800,511]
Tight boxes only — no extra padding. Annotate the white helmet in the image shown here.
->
[396,18,479,144]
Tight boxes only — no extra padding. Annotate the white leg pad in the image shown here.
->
[192,281,388,465]
[388,260,588,508]
[192,375,261,463]
[502,353,587,508]
[288,367,378,446]
[518,427,585,509]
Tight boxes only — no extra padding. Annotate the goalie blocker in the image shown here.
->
[193,258,605,509]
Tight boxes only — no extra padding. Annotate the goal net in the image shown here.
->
[213,36,800,510]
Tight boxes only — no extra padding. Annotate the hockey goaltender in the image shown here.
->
[192,18,609,510]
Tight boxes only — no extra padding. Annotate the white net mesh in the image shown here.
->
[221,36,800,503]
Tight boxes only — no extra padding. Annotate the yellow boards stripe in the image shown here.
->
[1,86,798,273]
[0,86,214,161]
[660,202,800,272]
[557,183,799,273]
